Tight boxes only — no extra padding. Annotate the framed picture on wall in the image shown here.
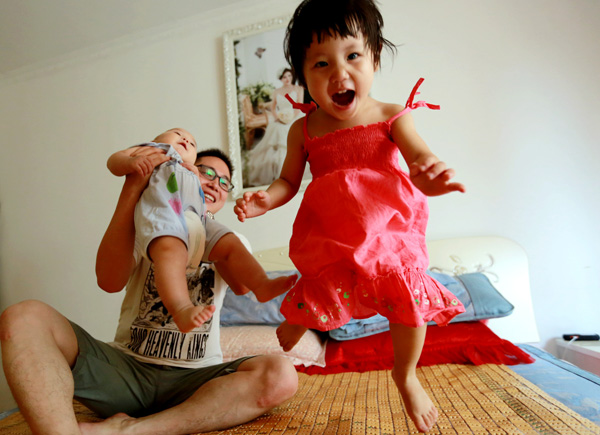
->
[223,16,311,198]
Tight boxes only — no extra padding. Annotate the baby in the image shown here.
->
[108,128,296,332]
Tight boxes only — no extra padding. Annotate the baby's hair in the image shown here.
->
[196,148,235,177]
[284,0,396,88]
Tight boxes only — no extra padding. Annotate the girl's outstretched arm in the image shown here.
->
[408,156,466,196]
[234,120,307,221]
[391,109,465,196]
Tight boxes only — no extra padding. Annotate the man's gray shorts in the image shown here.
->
[70,321,254,418]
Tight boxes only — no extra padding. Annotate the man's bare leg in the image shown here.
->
[0,300,81,435]
[79,355,298,435]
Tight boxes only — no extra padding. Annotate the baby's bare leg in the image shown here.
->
[254,274,298,302]
[149,236,214,333]
[212,233,297,300]
[276,321,308,352]
[171,305,216,333]
[389,323,438,433]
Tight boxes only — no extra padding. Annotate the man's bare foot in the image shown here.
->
[79,412,135,434]
[255,274,298,303]
[173,304,216,333]
[276,321,307,352]
[392,368,438,433]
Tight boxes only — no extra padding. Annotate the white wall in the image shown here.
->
[1,0,598,413]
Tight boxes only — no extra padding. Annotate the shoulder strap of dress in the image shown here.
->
[388,78,440,124]
[285,93,317,140]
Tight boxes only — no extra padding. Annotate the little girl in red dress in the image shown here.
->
[235,0,466,432]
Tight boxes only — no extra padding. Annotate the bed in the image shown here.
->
[2,236,599,434]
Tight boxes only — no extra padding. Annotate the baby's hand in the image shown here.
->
[128,155,155,177]
[234,191,272,222]
[129,147,170,177]
[409,156,466,197]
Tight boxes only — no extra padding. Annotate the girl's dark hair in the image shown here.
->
[284,0,396,88]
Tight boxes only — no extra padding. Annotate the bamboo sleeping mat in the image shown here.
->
[2,364,599,434]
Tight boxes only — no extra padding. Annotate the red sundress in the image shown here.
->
[281,79,465,331]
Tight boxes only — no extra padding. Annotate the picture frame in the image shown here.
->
[223,15,311,199]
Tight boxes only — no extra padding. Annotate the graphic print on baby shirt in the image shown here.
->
[127,264,215,361]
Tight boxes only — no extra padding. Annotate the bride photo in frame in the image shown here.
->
[223,16,312,196]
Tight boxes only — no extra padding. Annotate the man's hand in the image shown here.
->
[409,155,466,197]
[234,191,272,222]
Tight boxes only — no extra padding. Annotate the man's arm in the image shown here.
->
[96,147,169,292]
[95,175,144,292]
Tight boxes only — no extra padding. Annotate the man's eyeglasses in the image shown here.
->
[196,164,234,192]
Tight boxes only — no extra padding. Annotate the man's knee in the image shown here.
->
[1,300,79,365]
[0,300,59,341]
[254,356,298,408]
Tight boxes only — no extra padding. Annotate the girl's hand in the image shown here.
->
[409,156,466,197]
[234,190,272,222]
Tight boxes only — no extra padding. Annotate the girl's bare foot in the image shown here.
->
[173,304,216,333]
[392,368,438,433]
[79,412,135,434]
[276,321,307,351]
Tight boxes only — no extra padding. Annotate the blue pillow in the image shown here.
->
[328,271,514,341]
[220,270,514,339]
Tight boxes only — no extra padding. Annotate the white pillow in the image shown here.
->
[221,325,326,367]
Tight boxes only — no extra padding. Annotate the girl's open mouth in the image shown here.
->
[332,90,355,106]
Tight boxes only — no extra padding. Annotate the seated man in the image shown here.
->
[0,147,298,434]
